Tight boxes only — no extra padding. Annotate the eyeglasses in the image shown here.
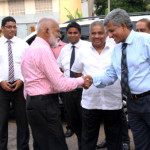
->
[4,26,17,29]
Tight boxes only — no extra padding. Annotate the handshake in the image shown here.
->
[82,75,93,89]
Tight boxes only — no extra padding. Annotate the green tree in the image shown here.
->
[94,0,107,15]
[94,0,147,15]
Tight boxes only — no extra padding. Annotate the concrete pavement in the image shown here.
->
[8,121,135,150]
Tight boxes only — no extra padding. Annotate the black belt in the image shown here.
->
[131,90,150,99]
[72,88,83,92]
[27,93,58,100]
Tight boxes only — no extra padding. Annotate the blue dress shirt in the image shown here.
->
[92,30,150,94]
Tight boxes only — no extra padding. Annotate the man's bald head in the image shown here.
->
[36,18,60,47]
[37,18,57,34]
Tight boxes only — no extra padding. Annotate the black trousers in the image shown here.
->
[82,108,122,150]
[0,85,29,150]
[127,94,150,150]
[62,89,82,150]
[120,108,130,144]
[103,108,130,144]
[60,93,73,131]
[26,94,68,150]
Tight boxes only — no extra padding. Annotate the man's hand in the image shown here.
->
[0,81,13,91]
[11,80,23,92]
[82,75,93,89]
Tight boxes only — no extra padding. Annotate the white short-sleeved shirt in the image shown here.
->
[57,39,90,77]
[72,42,122,110]
[0,36,29,82]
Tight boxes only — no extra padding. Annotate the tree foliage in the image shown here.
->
[64,8,83,21]
[94,0,149,15]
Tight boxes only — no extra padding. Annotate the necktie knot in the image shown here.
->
[122,43,127,50]
[7,40,12,43]
[72,45,75,49]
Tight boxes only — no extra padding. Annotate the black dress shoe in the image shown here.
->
[64,129,74,138]
[122,143,130,150]
[97,139,107,149]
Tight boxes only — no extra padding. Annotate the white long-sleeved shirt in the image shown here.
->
[0,36,29,82]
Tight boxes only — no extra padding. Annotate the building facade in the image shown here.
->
[0,0,90,39]
[0,0,59,39]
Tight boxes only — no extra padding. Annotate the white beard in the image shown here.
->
[49,33,59,47]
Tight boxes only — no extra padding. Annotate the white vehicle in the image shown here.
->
[24,14,150,44]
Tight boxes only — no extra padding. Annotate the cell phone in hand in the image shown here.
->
[9,85,16,88]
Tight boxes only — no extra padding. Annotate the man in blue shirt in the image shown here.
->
[92,8,150,150]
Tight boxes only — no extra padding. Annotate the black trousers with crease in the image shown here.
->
[26,94,68,150]
[0,85,29,150]
[62,89,82,150]
[82,108,122,150]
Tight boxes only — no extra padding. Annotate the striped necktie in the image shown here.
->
[121,43,130,99]
[70,45,75,77]
[7,40,14,83]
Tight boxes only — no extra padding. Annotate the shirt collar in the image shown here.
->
[69,39,82,49]
[1,36,15,44]
[36,36,50,47]
[58,40,66,46]
[90,41,111,52]
[125,30,135,45]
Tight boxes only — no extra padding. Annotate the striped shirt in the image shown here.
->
[21,37,84,98]
[52,40,67,59]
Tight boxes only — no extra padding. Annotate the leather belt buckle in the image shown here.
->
[131,94,138,99]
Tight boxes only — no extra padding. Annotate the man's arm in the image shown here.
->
[39,47,91,92]
[92,63,118,88]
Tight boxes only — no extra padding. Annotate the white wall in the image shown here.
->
[81,1,88,17]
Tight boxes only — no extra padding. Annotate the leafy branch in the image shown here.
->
[64,7,83,21]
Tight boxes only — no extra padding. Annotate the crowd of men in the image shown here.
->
[0,8,150,150]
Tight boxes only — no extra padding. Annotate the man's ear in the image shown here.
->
[46,28,49,34]
[89,33,91,41]
[1,26,4,32]
[121,23,127,29]
[46,28,51,37]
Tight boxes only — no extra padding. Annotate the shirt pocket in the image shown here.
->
[13,53,22,64]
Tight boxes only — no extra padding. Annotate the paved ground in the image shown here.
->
[8,121,135,150]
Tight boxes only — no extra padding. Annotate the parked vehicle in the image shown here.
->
[24,14,150,44]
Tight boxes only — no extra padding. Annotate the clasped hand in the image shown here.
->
[82,75,93,89]
[0,80,23,92]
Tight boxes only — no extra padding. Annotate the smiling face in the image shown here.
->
[89,24,106,49]
[1,21,17,39]
[106,22,128,44]
[67,27,81,44]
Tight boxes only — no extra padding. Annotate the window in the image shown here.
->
[35,0,52,14]
[8,0,25,15]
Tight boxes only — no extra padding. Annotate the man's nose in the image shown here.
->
[109,32,113,38]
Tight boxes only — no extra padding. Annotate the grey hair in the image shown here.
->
[89,20,104,33]
[104,8,133,30]
[37,18,52,33]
